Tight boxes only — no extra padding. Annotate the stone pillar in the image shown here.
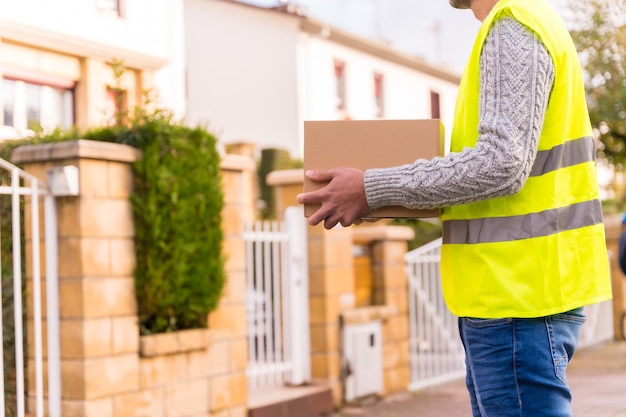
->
[353,225,414,396]
[266,169,303,221]
[206,154,256,416]
[13,139,141,415]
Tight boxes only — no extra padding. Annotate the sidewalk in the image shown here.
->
[333,340,626,417]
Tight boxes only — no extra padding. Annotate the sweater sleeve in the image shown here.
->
[363,16,555,211]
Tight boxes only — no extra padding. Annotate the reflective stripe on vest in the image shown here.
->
[443,199,603,244]
[530,136,595,177]
[443,136,600,244]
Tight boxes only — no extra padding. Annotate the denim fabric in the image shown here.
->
[458,308,586,417]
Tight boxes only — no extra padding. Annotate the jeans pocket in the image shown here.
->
[547,308,586,385]
[465,317,513,328]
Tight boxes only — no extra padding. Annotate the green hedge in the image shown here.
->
[85,109,226,334]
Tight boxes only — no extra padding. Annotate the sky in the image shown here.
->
[243,0,571,73]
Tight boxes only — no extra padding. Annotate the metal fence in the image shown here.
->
[0,158,61,417]
[243,206,310,389]
[405,238,465,391]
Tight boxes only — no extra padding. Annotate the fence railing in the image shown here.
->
[405,238,466,391]
[243,206,310,389]
[0,158,61,417]
[405,236,616,391]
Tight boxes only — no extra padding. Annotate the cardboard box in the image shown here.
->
[303,119,444,219]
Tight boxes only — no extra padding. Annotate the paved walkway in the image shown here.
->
[333,340,626,417]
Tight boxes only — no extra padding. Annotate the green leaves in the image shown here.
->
[86,111,226,335]
[568,0,626,166]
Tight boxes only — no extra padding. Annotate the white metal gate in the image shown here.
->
[406,238,465,391]
[244,206,310,389]
[0,158,61,417]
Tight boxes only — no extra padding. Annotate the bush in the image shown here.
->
[85,109,226,334]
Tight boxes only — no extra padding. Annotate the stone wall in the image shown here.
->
[14,139,254,417]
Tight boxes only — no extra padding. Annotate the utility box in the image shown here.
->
[342,320,383,402]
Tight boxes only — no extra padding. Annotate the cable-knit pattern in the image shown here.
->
[364,16,555,211]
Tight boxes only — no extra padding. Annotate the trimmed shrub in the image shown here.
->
[85,109,226,334]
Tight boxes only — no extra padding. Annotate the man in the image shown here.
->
[297,0,613,415]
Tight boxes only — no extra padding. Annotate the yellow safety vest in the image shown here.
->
[441,0,612,318]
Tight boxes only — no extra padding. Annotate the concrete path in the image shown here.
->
[333,340,626,417]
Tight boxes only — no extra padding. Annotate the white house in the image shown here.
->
[0,0,185,140]
[184,0,461,159]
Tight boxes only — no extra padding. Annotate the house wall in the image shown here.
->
[184,1,461,159]
[0,0,185,137]
[184,0,302,158]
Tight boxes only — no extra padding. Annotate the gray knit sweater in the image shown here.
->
[364,16,555,211]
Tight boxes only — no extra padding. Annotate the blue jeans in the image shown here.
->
[458,308,586,417]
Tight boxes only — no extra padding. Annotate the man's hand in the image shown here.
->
[297,168,370,229]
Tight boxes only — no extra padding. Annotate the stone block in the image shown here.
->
[112,316,139,354]
[79,238,111,277]
[307,239,353,269]
[383,366,410,395]
[58,239,82,278]
[382,315,409,341]
[60,317,112,359]
[165,380,210,417]
[221,204,243,236]
[229,338,247,373]
[109,239,136,277]
[220,170,243,205]
[140,332,178,357]
[177,328,210,352]
[78,159,109,198]
[57,199,81,237]
[308,266,355,296]
[83,354,140,399]
[78,199,133,238]
[220,271,246,305]
[206,340,230,376]
[61,359,86,399]
[309,295,340,325]
[382,343,401,369]
[210,372,247,411]
[310,323,339,352]
[385,289,408,313]
[60,276,136,320]
[114,388,165,417]
[140,353,187,389]
[62,398,114,417]
[311,352,340,380]
[372,241,408,266]
[371,265,406,291]
[222,238,246,275]
[107,161,133,199]
[188,349,210,379]
[208,304,247,338]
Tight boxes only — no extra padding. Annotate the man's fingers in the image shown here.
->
[305,169,335,183]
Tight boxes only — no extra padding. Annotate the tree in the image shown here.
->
[567,0,626,166]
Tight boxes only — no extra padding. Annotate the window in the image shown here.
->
[430,91,441,119]
[334,60,346,111]
[2,78,74,136]
[374,73,384,118]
